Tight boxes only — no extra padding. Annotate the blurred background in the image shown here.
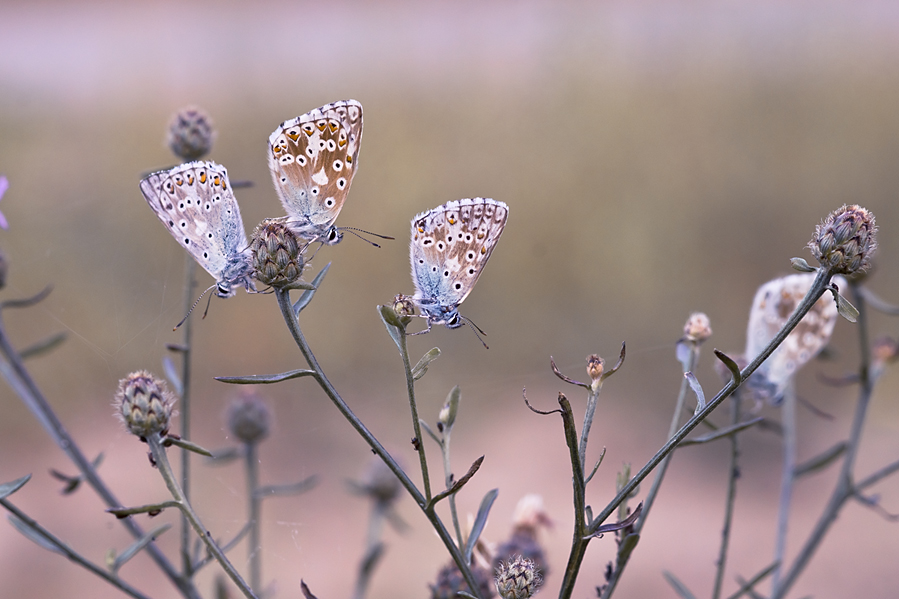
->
[1,1,898,597]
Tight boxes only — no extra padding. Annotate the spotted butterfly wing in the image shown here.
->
[744,273,842,404]
[139,161,255,298]
[268,99,363,245]
[409,198,508,328]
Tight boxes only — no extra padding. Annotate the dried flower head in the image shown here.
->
[495,556,543,599]
[431,561,496,599]
[393,293,416,318]
[227,391,272,444]
[251,218,306,288]
[359,456,402,506]
[682,312,712,344]
[586,354,604,382]
[115,371,176,438]
[167,106,216,161]
[809,204,877,275]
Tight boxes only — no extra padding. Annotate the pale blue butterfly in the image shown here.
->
[139,161,255,298]
[268,100,363,245]
[404,198,508,342]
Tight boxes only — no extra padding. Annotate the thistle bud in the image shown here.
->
[115,371,176,438]
[227,391,271,445]
[682,312,712,344]
[809,205,877,275]
[251,218,306,288]
[167,106,216,161]
[430,561,496,599]
[495,556,543,599]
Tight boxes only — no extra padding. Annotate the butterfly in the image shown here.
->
[404,198,508,341]
[267,99,365,245]
[743,272,843,405]
[139,161,255,298]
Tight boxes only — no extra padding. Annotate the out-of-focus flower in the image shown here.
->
[0,175,9,229]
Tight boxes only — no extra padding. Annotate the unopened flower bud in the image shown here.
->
[586,354,604,382]
[115,371,176,438]
[227,391,271,444]
[495,556,543,599]
[683,312,712,344]
[167,106,216,161]
[809,205,877,275]
[251,218,306,288]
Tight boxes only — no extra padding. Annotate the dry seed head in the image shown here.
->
[809,205,877,275]
[227,390,272,444]
[250,218,306,288]
[683,312,712,344]
[495,556,543,599]
[115,371,176,438]
[167,106,216,161]
[586,354,604,382]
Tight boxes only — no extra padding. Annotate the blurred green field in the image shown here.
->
[1,2,898,598]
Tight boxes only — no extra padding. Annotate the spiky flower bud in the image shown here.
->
[683,312,712,344]
[360,456,402,506]
[167,106,216,161]
[115,371,176,438]
[251,218,306,288]
[227,391,271,445]
[809,205,877,275]
[431,561,496,599]
[586,354,604,382]
[495,556,543,599]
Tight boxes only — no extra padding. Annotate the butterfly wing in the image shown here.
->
[744,273,841,404]
[268,99,363,243]
[409,198,508,324]
[139,161,253,296]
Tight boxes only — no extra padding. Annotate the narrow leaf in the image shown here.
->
[0,474,31,499]
[464,488,498,565]
[8,515,65,554]
[206,448,242,464]
[18,332,66,360]
[293,263,330,316]
[379,305,405,352]
[162,436,213,457]
[420,419,442,445]
[430,456,485,506]
[833,290,859,323]
[794,441,848,478]
[790,257,816,272]
[678,417,764,446]
[112,523,171,573]
[411,348,441,381]
[662,571,698,599]
[162,356,183,396]
[685,372,705,415]
[256,475,318,497]
[215,369,316,384]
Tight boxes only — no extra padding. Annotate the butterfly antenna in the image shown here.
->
[462,316,489,349]
[173,283,217,331]
[340,227,395,248]
[200,290,215,319]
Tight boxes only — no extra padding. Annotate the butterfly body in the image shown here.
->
[409,198,508,329]
[139,161,255,298]
[268,99,363,244]
[744,273,843,404]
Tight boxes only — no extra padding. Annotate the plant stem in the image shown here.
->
[397,327,432,502]
[273,290,483,597]
[245,441,262,593]
[578,387,600,474]
[0,313,200,599]
[180,257,196,577]
[441,431,465,549]
[558,269,834,599]
[771,384,797,594]
[712,391,742,599]
[771,281,875,598]
[147,434,258,599]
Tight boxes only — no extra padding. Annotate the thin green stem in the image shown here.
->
[712,391,742,599]
[180,257,196,577]
[578,388,600,473]
[397,328,432,502]
[0,316,200,599]
[441,431,464,549]
[147,434,258,599]
[245,441,262,593]
[771,384,797,594]
[0,498,154,599]
[273,290,483,597]
[559,269,834,599]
